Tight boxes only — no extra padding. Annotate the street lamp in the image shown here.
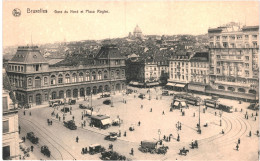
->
[198,100,202,134]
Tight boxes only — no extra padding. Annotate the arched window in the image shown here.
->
[116,83,120,91]
[66,89,71,98]
[44,77,48,85]
[249,89,256,94]
[238,88,245,93]
[79,72,83,82]
[65,74,70,83]
[98,85,103,93]
[58,74,63,84]
[28,78,32,86]
[104,70,108,79]
[116,70,120,78]
[86,87,91,95]
[73,89,78,98]
[86,72,90,81]
[227,87,235,92]
[92,71,96,81]
[92,86,97,94]
[72,73,77,83]
[51,91,57,99]
[51,75,56,85]
[104,85,110,92]
[59,90,64,98]
[98,71,102,80]
[80,88,85,97]
[218,86,225,90]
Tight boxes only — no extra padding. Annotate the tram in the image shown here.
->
[218,104,234,113]
[204,99,218,109]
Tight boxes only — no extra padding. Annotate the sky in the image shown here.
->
[3,1,259,46]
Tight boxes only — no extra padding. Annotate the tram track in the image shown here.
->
[20,116,77,160]
[20,119,62,160]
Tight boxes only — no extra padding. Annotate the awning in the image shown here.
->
[175,84,186,88]
[166,82,176,87]
[188,84,206,92]
[129,81,133,85]
[147,82,159,86]
[174,101,179,106]
[101,119,112,125]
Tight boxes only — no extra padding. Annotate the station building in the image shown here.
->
[6,45,126,106]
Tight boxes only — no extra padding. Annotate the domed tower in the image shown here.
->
[133,25,143,38]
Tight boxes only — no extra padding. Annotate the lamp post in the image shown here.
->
[198,100,202,134]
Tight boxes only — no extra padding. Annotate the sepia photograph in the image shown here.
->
[2,0,260,160]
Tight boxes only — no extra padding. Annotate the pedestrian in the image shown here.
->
[252,113,254,117]
[30,112,31,116]
[180,124,182,130]
[215,112,217,116]
[22,137,25,142]
[193,113,195,117]
[131,148,134,155]
[124,131,127,137]
[73,116,75,121]
[50,121,52,125]
[81,115,83,120]
[19,125,21,134]
[163,135,166,140]
[82,148,85,154]
[249,131,251,137]
[238,138,240,144]
[70,111,72,115]
[56,114,58,118]
[31,145,34,152]
[119,131,121,137]
[257,130,259,136]
[84,120,86,127]
[84,147,88,154]
[177,134,180,142]
[162,111,165,115]
[246,115,249,119]
[76,136,79,143]
[241,108,243,112]
[138,121,141,126]
[70,106,72,111]
[245,114,247,119]
[59,116,61,121]
[141,105,143,109]
[191,140,194,148]
[255,117,257,121]
[236,144,239,151]
[169,136,171,142]
[150,108,152,112]
[222,129,225,134]
[220,120,222,126]
[81,123,83,128]
[246,111,248,115]
[24,111,26,115]
[63,116,65,121]
[256,112,258,116]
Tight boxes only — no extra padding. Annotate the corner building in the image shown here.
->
[6,45,126,106]
[208,24,259,101]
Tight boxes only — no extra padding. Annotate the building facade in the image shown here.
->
[2,89,19,160]
[6,45,126,106]
[167,52,210,92]
[208,23,259,99]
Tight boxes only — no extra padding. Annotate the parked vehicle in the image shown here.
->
[68,99,76,105]
[104,132,118,141]
[88,144,106,155]
[41,145,51,157]
[100,93,110,98]
[112,118,121,126]
[138,94,146,99]
[138,140,168,154]
[218,104,233,113]
[26,132,39,144]
[49,99,64,107]
[103,99,111,105]
[79,104,93,110]
[248,103,259,111]
[101,150,126,160]
[64,120,77,130]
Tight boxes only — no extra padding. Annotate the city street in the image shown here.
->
[19,86,259,160]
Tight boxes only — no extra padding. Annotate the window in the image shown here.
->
[223,42,228,48]
[97,71,102,80]
[28,78,32,86]
[72,73,77,83]
[35,64,39,71]
[217,55,220,59]
[65,74,70,83]
[21,66,24,72]
[217,68,220,74]
[91,71,96,80]
[252,35,257,40]
[3,96,8,111]
[245,63,249,68]
[79,73,84,82]
[86,72,90,81]
[29,96,32,103]
[51,75,56,85]
[3,120,9,133]
[217,62,221,66]
[45,94,48,101]
[245,71,249,77]
[245,56,249,61]
[121,70,125,77]
[182,75,184,80]
[245,35,249,39]
[58,74,63,84]
[15,66,17,71]
[237,35,242,40]
[18,66,20,71]
[116,70,120,78]
[216,36,220,40]
[3,146,10,160]
[253,42,257,48]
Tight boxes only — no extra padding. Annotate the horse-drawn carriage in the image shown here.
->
[138,140,168,154]
[26,132,39,144]
[179,147,189,156]
[101,150,126,160]
[104,132,118,141]
[191,140,198,149]
[41,145,51,157]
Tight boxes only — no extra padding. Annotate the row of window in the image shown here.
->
[28,70,125,86]
[8,65,24,72]
[210,42,258,48]
[211,35,258,40]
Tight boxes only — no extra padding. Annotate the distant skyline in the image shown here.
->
[3,1,259,47]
